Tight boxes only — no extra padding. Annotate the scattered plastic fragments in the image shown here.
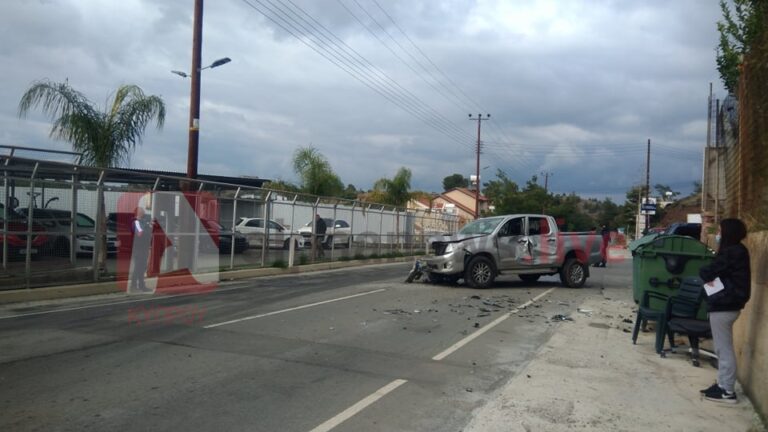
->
[550,314,573,322]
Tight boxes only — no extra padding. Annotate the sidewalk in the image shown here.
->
[464,286,766,432]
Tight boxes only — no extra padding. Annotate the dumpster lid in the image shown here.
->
[629,233,659,252]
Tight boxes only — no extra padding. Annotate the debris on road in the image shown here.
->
[550,314,573,322]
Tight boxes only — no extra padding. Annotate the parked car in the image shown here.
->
[15,208,120,256]
[0,209,49,260]
[421,214,603,288]
[297,218,352,248]
[234,218,302,249]
[202,220,248,254]
[664,222,702,240]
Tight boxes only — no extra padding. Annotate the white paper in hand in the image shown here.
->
[704,277,725,296]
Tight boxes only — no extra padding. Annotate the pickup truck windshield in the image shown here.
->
[458,217,505,235]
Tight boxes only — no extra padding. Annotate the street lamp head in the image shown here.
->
[209,57,231,68]
[171,70,189,78]
[198,57,231,71]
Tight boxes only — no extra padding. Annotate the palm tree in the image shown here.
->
[292,146,343,196]
[18,79,165,168]
[18,79,165,271]
[373,167,412,207]
[373,167,412,250]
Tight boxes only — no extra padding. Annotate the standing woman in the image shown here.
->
[699,218,751,403]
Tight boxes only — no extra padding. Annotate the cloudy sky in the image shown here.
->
[0,0,726,201]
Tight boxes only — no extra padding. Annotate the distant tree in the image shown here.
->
[442,173,469,191]
[482,170,520,215]
[716,0,766,94]
[692,181,703,195]
[265,179,300,194]
[292,146,343,196]
[654,184,680,200]
[373,167,412,207]
[341,184,359,200]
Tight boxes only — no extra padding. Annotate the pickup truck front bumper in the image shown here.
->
[421,250,464,275]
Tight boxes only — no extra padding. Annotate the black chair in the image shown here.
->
[665,318,712,367]
[661,277,710,366]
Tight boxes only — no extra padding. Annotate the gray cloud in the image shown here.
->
[1,0,725,202]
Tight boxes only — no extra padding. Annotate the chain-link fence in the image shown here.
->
[1,151,459,290]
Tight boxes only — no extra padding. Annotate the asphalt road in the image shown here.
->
[0,261,631,431]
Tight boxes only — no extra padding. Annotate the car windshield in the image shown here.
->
[458,217,505,235]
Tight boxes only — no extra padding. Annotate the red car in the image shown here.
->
[1,211,49,260]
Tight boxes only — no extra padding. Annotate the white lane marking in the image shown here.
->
[0,280,258,320]
[431,287,556,361]
[0,263,408,320]
[203,288,387,329]
[309,379,408,432]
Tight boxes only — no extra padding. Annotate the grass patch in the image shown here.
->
[298,254,309,265]
[271,260,287,269]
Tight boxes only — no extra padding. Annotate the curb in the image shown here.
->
[0,257,415,305]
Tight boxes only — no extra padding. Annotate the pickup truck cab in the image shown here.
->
[422,214,603,288]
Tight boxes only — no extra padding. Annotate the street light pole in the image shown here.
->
[187,0,204,180]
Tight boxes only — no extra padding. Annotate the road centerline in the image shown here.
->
[203,288,387,329]
[431,287,556,361]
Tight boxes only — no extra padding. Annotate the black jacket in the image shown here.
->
[699,243,751,312]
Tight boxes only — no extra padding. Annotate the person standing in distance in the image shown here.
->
[314,214,327,258]
[699,218,751,404]
[130,207,152,293]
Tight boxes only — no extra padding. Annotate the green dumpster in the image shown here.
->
[631,235,715,319]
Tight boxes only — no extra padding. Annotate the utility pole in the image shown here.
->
[540,171,553,194]
[187,0,203,179]
[469,114,490,219]
[644,138,651,233]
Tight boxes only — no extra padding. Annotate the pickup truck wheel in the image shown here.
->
[560,258,587,288]
[519,274,540,283]
[465,256,495,289]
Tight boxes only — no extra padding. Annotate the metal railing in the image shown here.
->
[1,153,459,290]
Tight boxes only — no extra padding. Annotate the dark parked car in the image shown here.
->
[664,222,702,240]
[203,220,248,254]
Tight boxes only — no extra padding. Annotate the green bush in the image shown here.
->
[298,254,309,265]
[354,253,367,260]
[271,260,287,269]
[368,253,380,259]
[338,256,352,261]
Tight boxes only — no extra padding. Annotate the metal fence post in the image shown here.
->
[2,167,8,271]
[378,206,384,256]
[349,201,356,253]
[331,202,338,261]
[69,174,78,264]
[229,187,240,270]
[92,170,105,282]
[25,162,39,288]
[261,191,272,267]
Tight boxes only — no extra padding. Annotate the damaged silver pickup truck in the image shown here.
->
[421,214,603,288]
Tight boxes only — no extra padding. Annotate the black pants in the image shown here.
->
[131,249,149,290]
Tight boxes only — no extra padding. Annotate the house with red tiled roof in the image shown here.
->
[408,188,489,226]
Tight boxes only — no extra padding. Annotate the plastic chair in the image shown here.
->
[632,277,705,354]
[661,277,710,366]
[632,290,669,353]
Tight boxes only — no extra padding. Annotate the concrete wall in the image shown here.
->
[736,231,768,422]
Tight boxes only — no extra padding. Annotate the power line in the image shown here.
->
[239,0,478,151]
